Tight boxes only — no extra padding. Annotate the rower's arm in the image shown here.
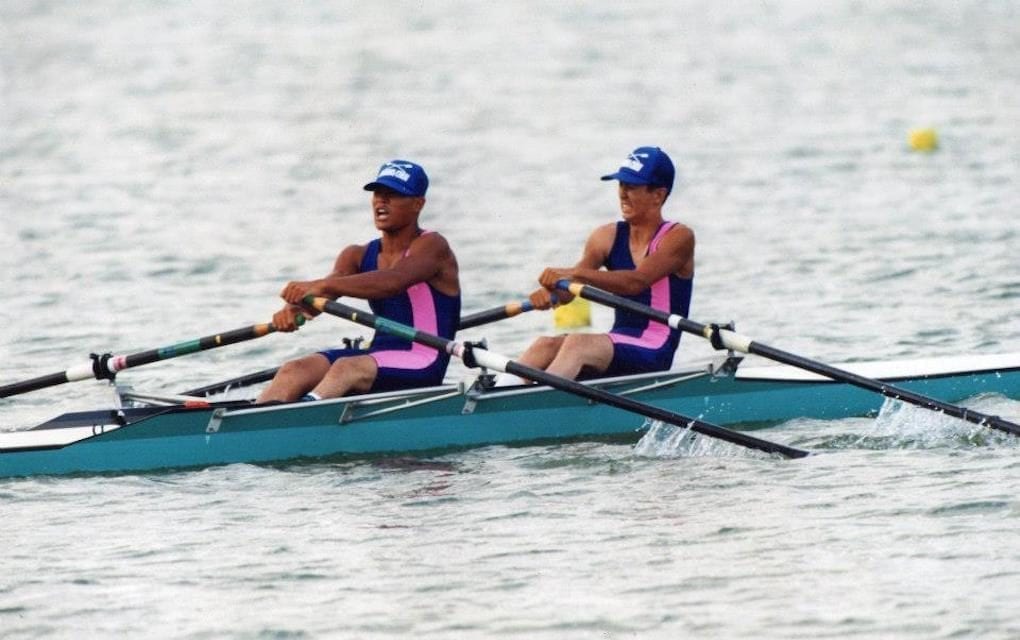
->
[528,224,613,307]
[551,224,694,296]
[286,234,451,302]
[277,244,364,321]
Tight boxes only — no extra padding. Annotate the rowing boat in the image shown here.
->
[3,351,1019,478]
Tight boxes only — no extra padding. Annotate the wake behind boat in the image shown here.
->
[3,351,1019,478]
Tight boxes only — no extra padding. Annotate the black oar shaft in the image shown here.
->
[119,324,277,369]
[0,324,277,399]
[559,280,1020,437]
[747,343,1020,436]
[308,296,809,459]
[0,371,79,399]
[459,300,535,330]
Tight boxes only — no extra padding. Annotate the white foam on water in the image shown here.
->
[633,418,773,459]
[854,395,1020,450]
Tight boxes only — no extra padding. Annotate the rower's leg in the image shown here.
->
[310,355,379,399]
[257,354,331,403]
[545,333,614,381]
[494,335,567,385]
[516,335,566,369]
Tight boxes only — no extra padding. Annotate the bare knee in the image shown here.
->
[314,355,378,398]
[519,335,566,368]
[547,333,613,378]
[277,358,315,378]
[559,333,590,350]
[258,354,329,403]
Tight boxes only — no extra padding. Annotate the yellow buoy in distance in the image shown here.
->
[908,127,938,152]
[553,296,591,329]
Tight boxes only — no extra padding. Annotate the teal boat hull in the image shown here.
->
[3,353,1020,477]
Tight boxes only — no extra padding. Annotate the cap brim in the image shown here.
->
[363,178,420,196]
[600,171,649,185]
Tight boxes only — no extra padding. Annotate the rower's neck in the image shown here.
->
[627,216,665,247]
[380,226,422,254]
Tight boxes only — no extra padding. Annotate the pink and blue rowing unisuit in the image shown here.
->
[599,220,693,377]
[318,232,461,392]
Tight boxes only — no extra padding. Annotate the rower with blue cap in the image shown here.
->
[258,159,461,402]
[502,146,695,383]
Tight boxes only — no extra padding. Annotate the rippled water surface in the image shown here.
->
[3,1,1020,638]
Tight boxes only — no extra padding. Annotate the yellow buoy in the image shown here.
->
[553,296,591,329]
[908,127,939,152]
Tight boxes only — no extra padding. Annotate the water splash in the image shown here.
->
[632,419,775,459]
[851,396,1019,450]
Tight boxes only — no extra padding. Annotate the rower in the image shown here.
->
[257,159,461,402]
[503,146,694,383]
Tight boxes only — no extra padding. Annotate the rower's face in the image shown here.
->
[618,183,666,219]
[371,188,424,230]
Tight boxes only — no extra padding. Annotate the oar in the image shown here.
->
[181,297,552,397]
[557,280,1020,437]
[306,295,810,459]
[0,323,287,399]
[459,297,552,330]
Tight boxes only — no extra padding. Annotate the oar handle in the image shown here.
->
[459,295,559,330]
[558,280,1020,437]
[459,301,535,330]
[306,295,809,459]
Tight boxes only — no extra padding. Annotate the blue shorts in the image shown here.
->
[576,332,677,380]
[318,347,449,393]
[602,342,675,377]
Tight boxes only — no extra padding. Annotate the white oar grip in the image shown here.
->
[714,329,753,353]
[469,348,512,374]
[65,363,97,382]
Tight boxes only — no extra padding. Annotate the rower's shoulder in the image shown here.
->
[588,222,619,243]
[339,242,369,259]
[593,221,620,234]
[334,243,368,273]
[664,221,695,242]
[413,229,455,252]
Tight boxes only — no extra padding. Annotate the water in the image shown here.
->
[2,1,1020,637]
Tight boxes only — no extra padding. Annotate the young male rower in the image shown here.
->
[511,146,694,382]
[258,159,461,402]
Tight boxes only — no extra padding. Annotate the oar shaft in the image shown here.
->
[460,295,556,330]
[118,324,277,370]
[0,371,84,399]
[559,280,1020,437]
[459,301,534,330]
[307,296,809,459]
[0,324,277,399]
[747,342,1020,436]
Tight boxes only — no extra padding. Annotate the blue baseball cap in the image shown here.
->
[363,159,429,197]
[600,146,675,195]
